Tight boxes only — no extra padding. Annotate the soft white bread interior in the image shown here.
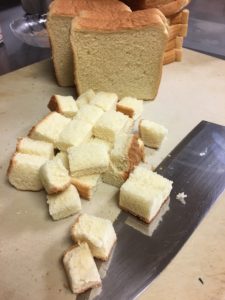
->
[116,96,143,119]
[70,8,168,99]
[39,159,71,194]
[93,111,129,143]
[48,95,78,118]
[90,91,118,111]
[63,242,101,294]
[53,151,69,170]
[71,213,117,260]
[74,104,104,125]
[47,0,131,87]
[56,119,92,151]
[47,184,81,220]
[71,174,102,200]
[29,112,70,145]
[139,119,168,148]
[123,117,134,134]
[68,143,110,177]
[75,89,95,108]
[89,137,113,152]
[7,153,47,191]
[119,166,173,223]
[16,137,54,159]
[102,161,129,188]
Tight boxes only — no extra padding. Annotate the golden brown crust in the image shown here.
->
[72,8,168,32]
[145,0,191,17]
[168,23,188,40]
[46,179,71,194]
[28,112,55,138]
[116,103,134,118]
[71,178,91,200]
[47,95,62,113]
[7,152,17,177]
[163,48,182,65]
[165,36,183,51]
[168,9,189,25]
[127,134,143,173]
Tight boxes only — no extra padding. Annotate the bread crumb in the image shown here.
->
[176,192,187,204]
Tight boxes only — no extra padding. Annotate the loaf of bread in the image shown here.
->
[63,242,101,294]
[71,214,117,260]
[70,8,168,100]
[47,184,81,220]
[47,0,131,87]
[119,166,173,223]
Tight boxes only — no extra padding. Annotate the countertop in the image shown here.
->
[0,49,225,300]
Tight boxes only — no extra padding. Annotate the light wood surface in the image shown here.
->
[0,49,225,300]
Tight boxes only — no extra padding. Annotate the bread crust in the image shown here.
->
[163,48,182,65]
[28,112,54,138]
[168,9,189,25]
[119,196,169,224]
[127,134,143,172]
[71,178,93,200]
[165,36,183,51]
[46,179,71,194]
[116,104,134,118]
[145,0,191,17]
[168,23,188,40]
[47,95,61,113]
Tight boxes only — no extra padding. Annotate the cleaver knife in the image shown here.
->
[83,121,225,300]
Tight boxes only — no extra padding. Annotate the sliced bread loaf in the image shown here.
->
[70,8,168,100]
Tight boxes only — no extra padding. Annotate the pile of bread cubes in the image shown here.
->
[7,90,173,294]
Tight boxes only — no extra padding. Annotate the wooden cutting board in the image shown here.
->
[0,49,225,300]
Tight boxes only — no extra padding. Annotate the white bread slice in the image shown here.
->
[16,137,54,159]
[48,95,78,118]
[39,159,71,194]
[90,91,118,111]
[119,166,173,223]
[63,242,101,294]
[71,174,102,200]
[47,184,81,220]
[70,9,168,100]
[76,89,95,108]
[68,143,109,177]
[139,119,168,148]
[7,153,47,191]
[102,161,128,188]
[116,96,143,120]
[56,119,92,151]
[74,104,104,125]
[111,133,143,172]
[53,151,69,170]
[93,111,129,143]
[71,214,117,261]
[47,0,131,87]
[29,112,70,145]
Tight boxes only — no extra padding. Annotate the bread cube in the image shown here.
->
[68,143,109,177]
[40,160,71,194]
[7,153,47,191]
[16,137,54,159]
[29,112,70,144]
[76,89,95,108]
[89,137,113,152]
[75,104,104,125]
[93,111,129,142]
[123,117,134,133]
[116,96,143,119]
[63,242,101,294]
[102,162,128,188]
[138,138,145,162]
[71,174,101,200]
[47,185,81,220]
[139,120,168,148]
[48,95,78,118]
[119,166,173,223]
[90,91,118,111]
[53,151,69,170]
[71,214,117,260]
[56,119,92,151]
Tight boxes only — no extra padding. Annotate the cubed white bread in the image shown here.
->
[56,119,92,151]
[116,96,143,120]
[138,138,145,162]
[90,91,118,111]
[123,117,134,133]
[110,133,142,172]
[47,184,81,220]
[53,151,69,170]
[7,152,47,191]
[16,137,54,159]
[71,214,117,261]
[119,166,173,223]
[48,95,78,118]
[89,137,113,152]
[74,104,104,125]
[29,112,70,145]
[93,111,129,143]
[76,89,95,108]
[71,174,102,200]
[139,120,168,148]
[102,162,128,188]
[68,143,109,177]
[63,242,101,294]
[39,159,71,194]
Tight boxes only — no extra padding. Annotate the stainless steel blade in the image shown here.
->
[81,121,225,300]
